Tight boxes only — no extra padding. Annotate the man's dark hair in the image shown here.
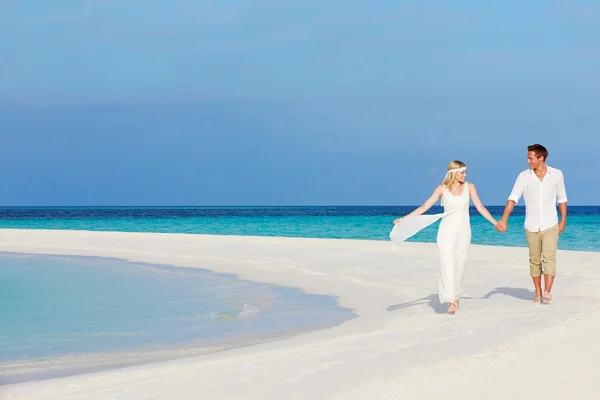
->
[528,144,548,161]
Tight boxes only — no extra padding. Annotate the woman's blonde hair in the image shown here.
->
[442,160,466,190]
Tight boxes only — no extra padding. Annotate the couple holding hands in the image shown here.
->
[391,144,567,314]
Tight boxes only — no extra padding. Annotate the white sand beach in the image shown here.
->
[2,229,600,400]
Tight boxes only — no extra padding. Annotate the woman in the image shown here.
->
[392,160,498,314]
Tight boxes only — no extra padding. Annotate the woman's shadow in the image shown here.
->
[387,287,532,315]
[387,294,461,315]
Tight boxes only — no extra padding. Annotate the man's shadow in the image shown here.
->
[387,294,472,315]
[482,287,535,301]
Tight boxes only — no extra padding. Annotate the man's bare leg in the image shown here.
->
[532,276,542,302]
[544,274,555,294]
[543,274,555,302]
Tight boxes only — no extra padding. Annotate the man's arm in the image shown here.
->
[497,175,523,232]
[497,200,516,232]
[557,171,568,234]
[558,202,567,234]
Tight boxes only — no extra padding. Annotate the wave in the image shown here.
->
[206,303,260,320]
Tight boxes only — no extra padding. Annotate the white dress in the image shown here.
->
[388,182,472,304]
[437,182,471,303]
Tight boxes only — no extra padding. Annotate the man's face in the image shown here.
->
[527,151,544,170]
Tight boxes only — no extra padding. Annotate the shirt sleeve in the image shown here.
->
[508,174,524,204]
[557,171,568,203]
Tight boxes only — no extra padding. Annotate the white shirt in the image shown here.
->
[508,165,568,232]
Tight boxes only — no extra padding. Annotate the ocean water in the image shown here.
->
[0,253,355,383]
[0,206,599,251]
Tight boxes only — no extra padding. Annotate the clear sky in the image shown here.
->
[1,1,599,206]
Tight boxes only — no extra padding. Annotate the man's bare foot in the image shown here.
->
[533,295,542,303]
[543,292,552,303]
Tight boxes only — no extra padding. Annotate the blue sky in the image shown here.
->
[1,1,599,206]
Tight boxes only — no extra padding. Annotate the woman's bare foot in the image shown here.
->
[448,302,457,314]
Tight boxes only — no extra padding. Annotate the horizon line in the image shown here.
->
[0,204,595,208]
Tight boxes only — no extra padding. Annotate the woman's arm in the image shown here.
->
[394,185,444,224]
[469,183,498,226]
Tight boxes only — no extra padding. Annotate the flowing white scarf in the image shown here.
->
[388,210,458,251]
[389,166,466,250]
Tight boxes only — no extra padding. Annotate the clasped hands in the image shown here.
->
[496,220,508,233]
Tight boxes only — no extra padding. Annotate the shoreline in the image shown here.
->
[1,333,307,386]
[1,248,356,386]
[2,229,600,399]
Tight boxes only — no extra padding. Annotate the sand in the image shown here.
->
[1,229,600,400]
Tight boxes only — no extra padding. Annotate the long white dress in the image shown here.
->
[388,183,471,303]
[437,182,471,303]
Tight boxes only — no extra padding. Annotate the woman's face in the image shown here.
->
[454,169,466,183]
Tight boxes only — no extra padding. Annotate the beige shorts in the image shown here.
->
[525,224,559,277]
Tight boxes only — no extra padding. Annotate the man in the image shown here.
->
[496,144,568,304]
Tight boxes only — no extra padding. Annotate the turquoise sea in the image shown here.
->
[1,206,598,384]
[0,206,598,251]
